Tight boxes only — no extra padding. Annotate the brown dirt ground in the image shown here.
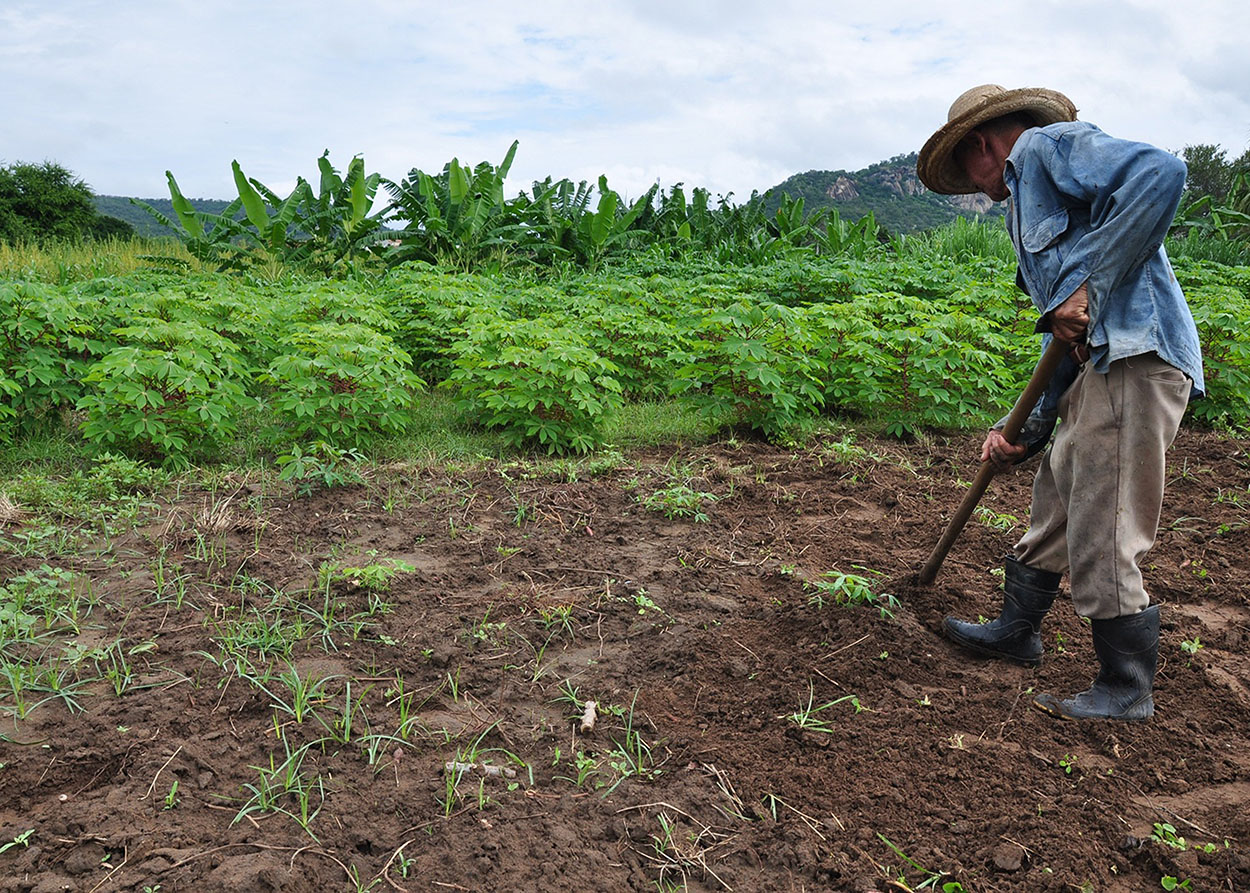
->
[1,428,1248,893]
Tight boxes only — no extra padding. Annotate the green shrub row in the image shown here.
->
[1,253,1247,461]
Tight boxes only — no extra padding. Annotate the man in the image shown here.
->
[916,85,1205,721]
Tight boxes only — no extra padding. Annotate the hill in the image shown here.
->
[92,195,239,238]
[763,152,1003,234]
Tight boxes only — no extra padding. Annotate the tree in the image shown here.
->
[1181,144,1233,203]
[0,160,130,243]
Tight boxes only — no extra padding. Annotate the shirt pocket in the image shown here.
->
[1021,208,1070,253]
[1019,208,1071,302]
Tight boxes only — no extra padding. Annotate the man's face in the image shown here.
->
[955,135,1010,202]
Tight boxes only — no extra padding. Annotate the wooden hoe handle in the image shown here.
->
[918,337,1070,585]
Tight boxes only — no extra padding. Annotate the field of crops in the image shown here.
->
[2,230,1250,891]
[3,252,1248,462]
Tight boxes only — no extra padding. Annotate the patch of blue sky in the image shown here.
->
[917,55,956,73]
[517,26,581,54]
[887,21,939,38]
[442,83,615,136]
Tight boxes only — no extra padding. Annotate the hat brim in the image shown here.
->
[917,87,1078,195]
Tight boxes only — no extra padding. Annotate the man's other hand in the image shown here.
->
[982,429,1028,472]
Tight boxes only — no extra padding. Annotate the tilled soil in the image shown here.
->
[1,428,1248,892]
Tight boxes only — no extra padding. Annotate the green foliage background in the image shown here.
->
[1,162,133,243]
[2,247,1247,461]
[3,143,1248,462]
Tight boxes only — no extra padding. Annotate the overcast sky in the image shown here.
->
[3,1,1248,204]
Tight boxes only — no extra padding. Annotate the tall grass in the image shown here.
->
[1165,230,1250,266]
[898,216,1250,268]
[0,237,201,283]
[894,216,1015,263]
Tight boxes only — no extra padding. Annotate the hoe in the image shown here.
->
[918,337,1068,584]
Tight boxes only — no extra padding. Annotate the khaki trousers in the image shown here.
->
[1014,353,1191,619]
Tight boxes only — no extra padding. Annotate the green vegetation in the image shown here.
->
[1,142,1245,893]
[1,141,1247,465]
[1,161,133,243]
[1,232,1247,464]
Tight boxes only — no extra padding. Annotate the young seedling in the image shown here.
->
[602,692,662,795]
[1151,822,1187,850]
[784,680,862,734]
[974,505,1021,532]
[535,603,576,640]
[639,483,716,522]
[330,556,415,594]
[232,736,326,841]
[877,833,952,891]
[0,829,34,854]
[805,568,898,619]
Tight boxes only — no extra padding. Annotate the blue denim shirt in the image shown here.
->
[1000,121,1205,453]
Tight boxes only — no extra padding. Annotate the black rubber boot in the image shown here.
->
[943,557,1061,667]
[1033,605,1160,721]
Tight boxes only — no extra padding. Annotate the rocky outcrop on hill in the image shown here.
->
[765,151,1005,233]
[827,176,859,201]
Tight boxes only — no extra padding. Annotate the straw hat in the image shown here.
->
[917,84,1078,194]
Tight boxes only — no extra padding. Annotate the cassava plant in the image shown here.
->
[671,299,825,440]
[261,321,424,448]
[447,316,623,453]
[77,313,253,466]
[0,281,104,439]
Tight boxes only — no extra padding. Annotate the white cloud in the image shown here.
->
[2,0,1248,203]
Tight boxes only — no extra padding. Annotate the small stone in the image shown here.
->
[992,842,1025,872]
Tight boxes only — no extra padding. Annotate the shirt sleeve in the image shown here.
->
[1035,126,1187,327]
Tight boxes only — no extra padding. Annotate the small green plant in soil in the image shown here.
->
[876,832,953,890]
[974,504,1021,532]
[1152,822,1187,849]
[640,483,717,521]
[630,588,660,615]
[232,737,326,841]
[328,555,416,593]
[276,441,367,495]
[0,829,34,854]
[805,567,898,618]
[535,603,575,640]
[785,680,862,734]
[602,693,662,795]
[466,605,508,646]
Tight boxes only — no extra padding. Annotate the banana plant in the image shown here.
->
[572,175,652,270]
[382,141,520,269]
[250,152,386,274]
[1174,178,1250,241]
[772,194,823,250]
[135,153,386,276]
[520,176,596,262]
[817,208,881,257]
